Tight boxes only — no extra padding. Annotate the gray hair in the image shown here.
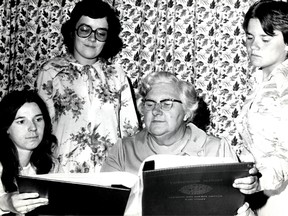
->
[138,71,199,122]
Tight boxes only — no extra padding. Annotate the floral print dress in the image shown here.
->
[36,53,139,173]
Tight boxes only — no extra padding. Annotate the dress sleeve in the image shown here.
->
[275,77,288,180]
[0,194,9,216]
[0,164,10,215]
[36,62,56,122]
[117,66,139,137]
[258,79,288,191]
[250,72,288,191]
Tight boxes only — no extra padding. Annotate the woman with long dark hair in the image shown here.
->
[0,90,59,215]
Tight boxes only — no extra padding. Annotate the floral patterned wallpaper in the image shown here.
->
[0,0,260,153]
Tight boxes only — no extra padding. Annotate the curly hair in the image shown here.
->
[138,72,199,123]
[61,0,123,61]
[243,0,288,44]
[0,90,57,192]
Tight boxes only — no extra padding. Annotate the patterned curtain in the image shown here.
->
[0,0,260,153]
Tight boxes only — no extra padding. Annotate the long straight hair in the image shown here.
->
[0,90,57,192]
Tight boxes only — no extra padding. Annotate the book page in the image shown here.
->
[139,154,238,173]
[20,171,138,188]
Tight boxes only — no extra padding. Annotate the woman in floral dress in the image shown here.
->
[36,0,139,173]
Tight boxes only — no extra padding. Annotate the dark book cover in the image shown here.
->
[142,162,254,216]
[17,173,135,215]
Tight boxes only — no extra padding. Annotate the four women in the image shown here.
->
[3,0,287,214]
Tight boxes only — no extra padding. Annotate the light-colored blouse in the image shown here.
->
[36,53,139,173]
[236,59,288,191]
[101,123,238,175]
[236,60,288,216]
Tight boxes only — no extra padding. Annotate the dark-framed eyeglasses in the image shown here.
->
[75,24,108,42]
[143,98,182,111]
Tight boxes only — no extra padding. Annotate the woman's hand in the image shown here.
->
[0,191,48,214]
[235,202,255,216]
[233,167,261,194]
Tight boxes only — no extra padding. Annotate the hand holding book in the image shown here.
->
[233,166,261,195]
[125,155,259,216]
[17,172,138,215]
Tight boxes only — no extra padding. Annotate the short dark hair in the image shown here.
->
[0,90,57,192]
[243,0,288,44]
[61,0,123,61]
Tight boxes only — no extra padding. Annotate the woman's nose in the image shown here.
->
[88,32,97,41]
[28,121,37,131]
[251,39,260,50]
[152,103,163,115]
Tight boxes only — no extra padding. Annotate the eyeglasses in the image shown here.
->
[143,99,182,111]
[75,24,108,42]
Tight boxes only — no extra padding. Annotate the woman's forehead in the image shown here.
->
[147,82,180,98]
[76,16,108,28]
[15,102,42,118]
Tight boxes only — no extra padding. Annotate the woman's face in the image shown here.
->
[74,16,108,65]
[143,82,185,143]
[245,18,287,74]
[7,102,45,152]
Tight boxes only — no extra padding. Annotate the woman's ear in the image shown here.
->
[285,45,288,51]
[183,113,190,121]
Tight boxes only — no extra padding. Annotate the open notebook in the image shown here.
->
[17,172,138,215]
[142,160,254,216]
[124,155,254,216]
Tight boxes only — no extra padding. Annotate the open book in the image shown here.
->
[17,172,138,215]
[124,155,255,216]
[142,160,254,216]
[18,156,254,216]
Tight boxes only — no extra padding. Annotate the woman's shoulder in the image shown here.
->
[40,53,72,70]
[188,123,237,159]
[206,136,238,160]
[37,54,74,79]
[119,130,147,153]
[273,60,288,94]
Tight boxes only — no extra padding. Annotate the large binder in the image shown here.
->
[17,172,137,215]
[142,161,254,216]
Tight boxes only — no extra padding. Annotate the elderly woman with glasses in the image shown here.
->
[36,0,139,173]
[102,71,259,216]
[101,71,240,174]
